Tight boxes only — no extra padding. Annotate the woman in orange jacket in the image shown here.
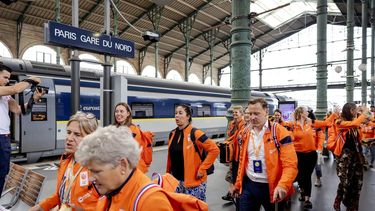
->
[282,106,334,209]
[330,103,370,211]
[166,104,219,201]
[113,102,151,173]
[75,125,173,211]
[223,105,245,201]
[29,112,100,211]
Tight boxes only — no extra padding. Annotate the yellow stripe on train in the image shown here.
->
[56,116,226,125]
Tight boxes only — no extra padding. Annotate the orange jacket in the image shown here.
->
[283,116,334,153]
[329,114,367,156]
[129,124,149,173]
[234,122,298,202]
[313,129,325,151]
[227,119,245,162]
[39,155,99,211]
[96,169,173,211]
[166,124,219,188]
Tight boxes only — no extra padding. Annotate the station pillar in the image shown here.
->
[230,0,251,108]
[316,0,328,120]
[346,0,355,103]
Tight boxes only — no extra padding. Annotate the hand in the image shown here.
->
[273,186,287,202]
[333,105,341,115]
[28,76,41,84]
[33,87,45,102]
[196,171,204,180]
[229,185,240,198]
[29,204,43,211]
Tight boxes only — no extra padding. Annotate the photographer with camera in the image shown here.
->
[0,63,44,196]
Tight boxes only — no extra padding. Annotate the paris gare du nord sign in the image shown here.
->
[45,21,134,58]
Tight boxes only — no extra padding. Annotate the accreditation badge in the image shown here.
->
[80,171,89,186]
[253,160,262,173]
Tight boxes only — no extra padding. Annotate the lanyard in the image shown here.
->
[61,159,83,204]
[251,133,263,158]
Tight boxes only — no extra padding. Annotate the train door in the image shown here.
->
[18,76,56,162]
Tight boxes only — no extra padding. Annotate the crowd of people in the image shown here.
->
[1,64,374,211]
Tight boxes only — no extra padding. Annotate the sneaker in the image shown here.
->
[370,164,374,168]
[304,200,313,209]
[314,179,322,187]
[221,192,233,201]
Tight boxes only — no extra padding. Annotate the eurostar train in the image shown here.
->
[0,57,290,163]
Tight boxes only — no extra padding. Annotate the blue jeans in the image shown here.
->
[239,176,285,211]
[0,135,11,196]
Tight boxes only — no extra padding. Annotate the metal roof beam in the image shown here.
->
[17,1,32,23]
[165,15,231,58]
[140,0,215,52]
[79,0,103,26]
[119,3,157,37]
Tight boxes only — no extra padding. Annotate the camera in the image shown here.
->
[36,85,49,94]
[142,31,160,42]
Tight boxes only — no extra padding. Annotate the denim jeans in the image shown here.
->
[239,176,285,211]
[0,135,11,196]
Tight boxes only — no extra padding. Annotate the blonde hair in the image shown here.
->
[293,106,306,121]
[232,105,244,114]
[67,112,98,135]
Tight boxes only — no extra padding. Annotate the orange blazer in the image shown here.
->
[129,124,149,173]
[96,169,173,211]
[235,122,298,202]
[39,155,99,211]
[166,124,219,188]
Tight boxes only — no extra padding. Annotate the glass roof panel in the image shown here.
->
[251,0,342,29]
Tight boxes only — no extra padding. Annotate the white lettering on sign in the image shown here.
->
[115,43,132,52]
[54,28,76,40]
[80,35,100,46]
[103,40,112,48]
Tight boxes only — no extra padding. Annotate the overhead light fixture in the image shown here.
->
[358,63,367,71]
[335,66,342,73]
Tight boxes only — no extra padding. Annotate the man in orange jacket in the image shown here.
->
[232,98,298,211]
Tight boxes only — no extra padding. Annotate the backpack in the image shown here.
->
[190,128,215,175]
[134,182,208,211]
[151,172,179,192]
[139,130,154,167]
[271,122,281,154]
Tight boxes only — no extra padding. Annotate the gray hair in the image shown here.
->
[75,125,140,168]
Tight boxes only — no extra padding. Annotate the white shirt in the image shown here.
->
[0,95,11,134]
[246,120,269,183]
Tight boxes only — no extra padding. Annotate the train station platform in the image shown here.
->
[2,146,375,211]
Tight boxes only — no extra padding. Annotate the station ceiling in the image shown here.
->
[0,0,361,70]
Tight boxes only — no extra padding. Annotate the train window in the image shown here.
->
[213,103,227,116]
[131,103,154,118]
[198,105,211,117]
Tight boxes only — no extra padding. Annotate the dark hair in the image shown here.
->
[0,63,12,73]
[274,109,282,115]
[113,102,133,127]
[341,102,357,121]
[176,104,192,123]
[248,98,268,109]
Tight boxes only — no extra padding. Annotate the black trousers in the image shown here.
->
[296,151,317,197]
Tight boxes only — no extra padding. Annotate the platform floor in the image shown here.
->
[2,146,375,211]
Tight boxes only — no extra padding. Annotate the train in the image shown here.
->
[0,57,291,163]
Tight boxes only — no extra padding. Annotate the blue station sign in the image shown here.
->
[45,21,135,58]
